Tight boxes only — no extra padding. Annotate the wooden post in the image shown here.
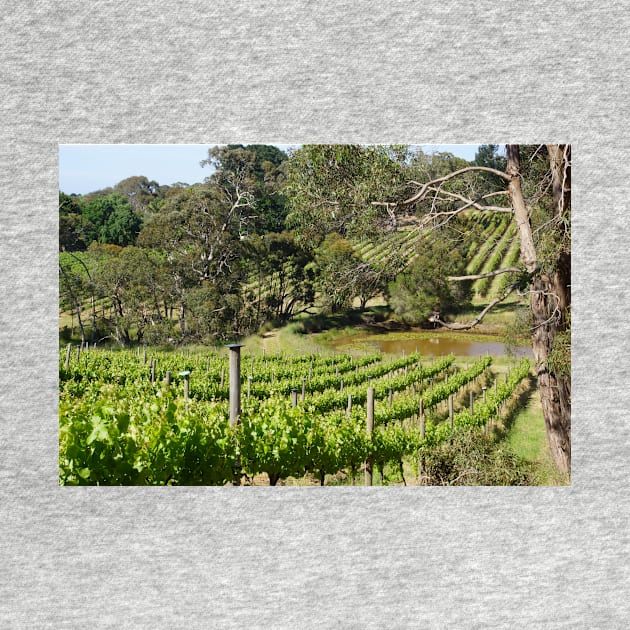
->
[365,387,375,486]
[220,368,225,389]
[419,398,425,439]
[346,393,352,417]
[418,397,426,484]
[482,387,488,432]
[75,346,81,362]
[226,344,244,427]
[469,390,474,414]
[247,375,252,399]
[449,394,454,428]
[340,378,344,392]
[179,371,190,402]
[150,358,155,384]
[388,388,393,407]
[291,389,298,407]
[165,371,171,386]
[143,345,147,364]
[302,377,306,401]
[64,343,72,369]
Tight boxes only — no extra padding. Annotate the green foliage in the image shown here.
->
[314,233,359,313]
[60,348,531,486]
[80,193,142,246]
[473,144,507,190]
[284,144,411,242]
[139,183,246,287]
[388,234,471,324]
[239,396,315,485]
[518,145,571,276]
[547,322,571,378]
[113,176,163,216]
[245,231,316,322]
[504,305,532,356]
[59,193,89,251]
[60,384,236,485]
[202,144,288,234]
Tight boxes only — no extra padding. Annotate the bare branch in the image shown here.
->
[448,267,522,282]
[400,166,511,206]
[430,282,518,330]
[425,187,512,213]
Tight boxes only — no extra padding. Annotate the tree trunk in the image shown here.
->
[507,145,571,474]
[530,271,571,473]
[90,294,96,344]
[59,264,86,344]
[180,302,186,336]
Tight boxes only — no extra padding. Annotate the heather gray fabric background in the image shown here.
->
[1,1,628,627]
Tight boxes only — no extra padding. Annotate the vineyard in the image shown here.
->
[59,344,531,486]
[242,214,519,314]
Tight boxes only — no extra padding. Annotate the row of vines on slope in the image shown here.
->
[60,346,530,485]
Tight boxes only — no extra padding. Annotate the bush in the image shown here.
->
[422,428,536,486]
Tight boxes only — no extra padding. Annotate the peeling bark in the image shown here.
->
[507,145,571,473]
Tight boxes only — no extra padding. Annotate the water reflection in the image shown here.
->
[332,333,531,358]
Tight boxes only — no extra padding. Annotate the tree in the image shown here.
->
[113,175,162,215]
[137,174,259,341]
[59,193,89,251]
[100,202,143,246]
[81,193,141,246]
[313,234,359,313]
[284,144,411,242]
[139,183,251,287]
[245,232,316,323]
[201,144,288,234]
[376,144,571,473]
[388,233,471,324]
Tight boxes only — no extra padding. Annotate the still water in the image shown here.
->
[330,333,531,358]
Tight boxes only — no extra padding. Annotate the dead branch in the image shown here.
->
[431,282,518,330]
[425,187,512,213]
[400,166,511,206]
[448,267,522,282]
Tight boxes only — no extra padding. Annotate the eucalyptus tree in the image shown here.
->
[379,144,572,473]
[202,144,289,234]
[284,144,411,242]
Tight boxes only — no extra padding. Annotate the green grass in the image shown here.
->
[502,376,569,485]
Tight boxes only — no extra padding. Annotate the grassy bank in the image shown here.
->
[504,380,569,485]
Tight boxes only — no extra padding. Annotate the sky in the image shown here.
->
[58,144,481,195]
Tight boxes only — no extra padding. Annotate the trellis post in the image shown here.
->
[226,344,244,427]
[365,387,375,486]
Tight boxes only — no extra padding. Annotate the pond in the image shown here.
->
[329,331,531,358]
